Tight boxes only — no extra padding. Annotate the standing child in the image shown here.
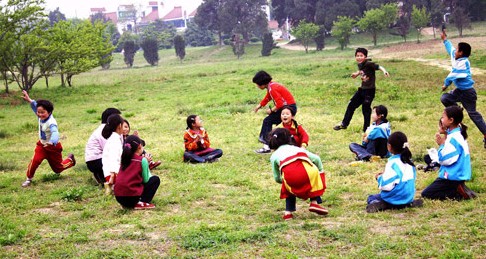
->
[101,114,125,194]
[334,48,389,132]
[253,71,297,153]
[20,90,75,187]
[269,128,328,220]
[277,105,309,148]
[439,29,486,148]
[349,105,391,161]
[85,108,121,185]
[183,115,223,163]
[122,119,161,170]
[421,106,477,200]
[366,131,423,213]
[114,135,160,209]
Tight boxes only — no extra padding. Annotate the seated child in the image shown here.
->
[20,90,76,187]
[366,131,423,213]
[349,105,391,161]
[183,115,223,163]
[421,106,477,200]
[277,105,309,148]
[114,135,160,209]
[122,119,161,170]
[101,114,125,194]
[269,128,328,220]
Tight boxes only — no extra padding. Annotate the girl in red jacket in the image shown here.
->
[114,135,160,209]
[277,105,309,148]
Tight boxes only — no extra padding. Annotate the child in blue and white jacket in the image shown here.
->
[422,106,477,200]
[439,29,486,149]
[366,131,422,213]
[350,105,391,161]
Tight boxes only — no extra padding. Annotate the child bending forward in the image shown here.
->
[183,115,223,163]
[366,131,423,213]
[269,128,328,220]
[114,135,160,209]
[21,90,75,187]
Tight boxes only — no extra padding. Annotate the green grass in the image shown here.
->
[0,29,486,257]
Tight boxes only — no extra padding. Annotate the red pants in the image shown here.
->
[26,141,74,179]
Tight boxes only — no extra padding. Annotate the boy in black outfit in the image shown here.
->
[334,48,389,132]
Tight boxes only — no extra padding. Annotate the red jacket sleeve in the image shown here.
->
[184,131,200,151]
[298,125,309,147]
[259,91,271,107]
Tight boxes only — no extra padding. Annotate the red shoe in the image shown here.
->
[134,202,156,210]
[68,153,76,166]
[457,183,477,200]
[149,161,161,170]
[282,213,293,220]
[309,203,328,215]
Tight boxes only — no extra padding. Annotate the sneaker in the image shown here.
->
[255,148,271,154]
[366,201,387,213]
[282,213,293,220]
[134,202,156,210]
[410,199,424,208]
[21,179,32,187]
[308,203,329,215]
[457,183,477,200]
[149,161,161,170]
[68,153,76,166]
[333,124,347,131]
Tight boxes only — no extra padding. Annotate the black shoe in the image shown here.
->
[457,183,477,200]
[255,148,271,154]
[366,201,387,213]
[333,124,347,131]
[410,199,424,208]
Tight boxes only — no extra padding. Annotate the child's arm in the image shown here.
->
[305,151,324,172]
[141,157,151,184]
[21,90,33,103]
[378,66,390,77]
[270,156,282,183]
[377,162,399,191]
[200,131,211,149]
[298,125,309,148]
[351,71,361,79]
[184,132,200,151]
[48,124,60,145]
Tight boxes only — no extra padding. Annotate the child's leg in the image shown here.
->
[341,90,364,127]
[183,151,206,163]
[45,142,74,173]
[421,178,462,200]
[202,149,223,161]
[459,88,486,136]
[259,111,282,144]
[26,141,48,179]
[86,159,105,184]
[440,90,459,107]
[366,193,390,213]
[115,196,140,208]
[349,142,372,160]
[361,88,375,132]
[309,197,328,215]
[140,175,160,203]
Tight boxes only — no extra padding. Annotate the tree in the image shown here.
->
[140,38,159,66]
[140,20,177,49]
[331,16,355,50]
[219,0,268,42]
[194,0,224,45]
[261,32,274,56]
[231,34,244,59]
[48,7,66,26]
[357,4,397,46]
[291,21,320,53]
[119,31,139,68]
[411,5,430,43]
[184,21,214,47]
[396,15,411,42]
[451,6,471,37]
[426,0,443,39]
[174,35,186,61]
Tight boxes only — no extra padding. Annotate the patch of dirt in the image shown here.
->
[33,202,61,214]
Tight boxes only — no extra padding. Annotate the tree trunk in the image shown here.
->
[2,72,8,94]
[67,74,73,87]
[60,73,65,87]
[373,32,377,46]
[45,76,49,88]
[432,25,436,39]
[218,31,223,46]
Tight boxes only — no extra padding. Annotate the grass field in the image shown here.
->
[0,27,485,258]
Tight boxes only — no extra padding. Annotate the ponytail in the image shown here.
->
[120,135,143,170]
[459,123,468,140]
[102,114,123,139]
[388,131,414,167]
[268,128,293,150]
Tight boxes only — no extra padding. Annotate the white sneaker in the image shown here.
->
[22,179,32,187]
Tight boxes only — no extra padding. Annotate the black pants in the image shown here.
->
[86,159,105,184]
[342,88,375,132]
[259,104,297,144]
[183,149,223,163]
[115,175,160,208]
[285,195,322,211]
[421,178,464,200]
[441,88,486,135]
[349,138,388,160]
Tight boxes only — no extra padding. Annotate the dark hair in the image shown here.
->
[102,114,124,139]
[444,106,468,139]
[101,108,121,124]
[268,128,293,150]
[36,99,54,114]
[373,105,388,123]
[281,105,296,116]
[121,135,143,170]
[252,70,272,86]
[458,42,471,57]
[355,47,368,57]
[388,131,414,167]
[186,114,198,129]
[123,119,130,131]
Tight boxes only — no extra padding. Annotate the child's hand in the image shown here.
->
[361,75,370,82]
[21,90,32,103]
[440,29,447,41]
[383,71,390,77]
[435,132,446,146]
[351,71,360,78]
[375,172,383,180]
[254,104,261,113]
[266,108,273,115]
[441,85,447,92]
[133,130,139,136]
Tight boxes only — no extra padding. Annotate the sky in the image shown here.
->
[44,0,203,19]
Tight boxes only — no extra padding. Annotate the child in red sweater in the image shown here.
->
[277,105,309,148]
[183,115,223,163]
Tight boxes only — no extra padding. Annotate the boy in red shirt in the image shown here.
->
[253,71,297,153]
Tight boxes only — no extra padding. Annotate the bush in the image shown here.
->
[261,32,274,56]
[123,40,138,68]
[141,38,159,66]
[250,37,260,43]
[174,35,186,61]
